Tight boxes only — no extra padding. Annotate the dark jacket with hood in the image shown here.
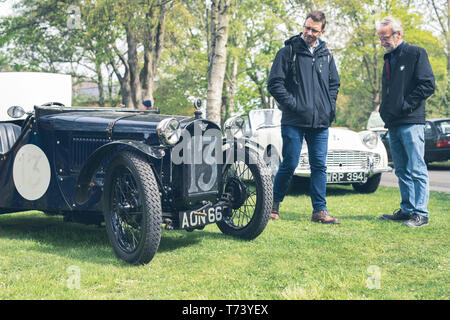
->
[380,42,435,128]
[267,34,340,128]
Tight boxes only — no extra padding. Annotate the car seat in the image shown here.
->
[0,123,22,154]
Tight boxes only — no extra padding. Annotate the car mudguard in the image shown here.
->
[73,140,165,205]
[222,136,265,167]
[222,136,264,153]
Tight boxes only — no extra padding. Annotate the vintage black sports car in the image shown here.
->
[0,101,272,265]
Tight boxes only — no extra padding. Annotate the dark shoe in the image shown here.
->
[311,210,340,224]
[270,202,280,220]
[403,214,428,228]
[381,209,410,221]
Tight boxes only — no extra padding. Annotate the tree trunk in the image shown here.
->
[110,49,133,108]
[259,85,270,109]
[126,26,142,109]
[107,68,116,107]
[222,55,238,126]
[207,0,231,126]
[95,61,105,107]
[121,82,133,108]
[141,50,155,104]
[141,0,169,106]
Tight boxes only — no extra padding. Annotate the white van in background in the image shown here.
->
[0,72,72,121]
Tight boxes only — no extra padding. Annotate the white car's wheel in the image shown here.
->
[352,173,382,193]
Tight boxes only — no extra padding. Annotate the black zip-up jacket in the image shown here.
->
[380,42,435,128]
[267,34,340,128]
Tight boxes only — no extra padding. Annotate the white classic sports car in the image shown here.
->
[224,108,392,193]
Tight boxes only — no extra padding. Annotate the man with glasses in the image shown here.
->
[377,17,435,227]
[267,11,340,223]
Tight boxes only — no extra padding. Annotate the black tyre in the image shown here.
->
[352,173,382,193]
[103,151,162,265]
[263,146,280,183]
[217,147,272,240]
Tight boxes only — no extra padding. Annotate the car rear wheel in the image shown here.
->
[217,147,272,240]
[352,173,382,193]
[103,151,162,265]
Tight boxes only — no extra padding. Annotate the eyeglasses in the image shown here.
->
[303,25,322,34]
[378,32,397,42]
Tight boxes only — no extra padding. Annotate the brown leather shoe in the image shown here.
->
[311,210,340,224]
[270,212,280,220]
[270,202,280,220]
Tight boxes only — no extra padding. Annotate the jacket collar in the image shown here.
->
[384,42,407,60]
[285,33,327,55]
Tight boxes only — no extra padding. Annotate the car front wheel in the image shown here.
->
[217,147,272,240]
[352,173,382,193]
[263,146,280,183]
[103,151,162,265]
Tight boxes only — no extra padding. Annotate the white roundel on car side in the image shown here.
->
[13,144,51,201]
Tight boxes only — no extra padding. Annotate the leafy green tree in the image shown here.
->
[226,0,295,114]
[0,0,173,108]
[413,0,449,117]
[330,0,447,130]
[151,0,209,115]
[0,0,82,73]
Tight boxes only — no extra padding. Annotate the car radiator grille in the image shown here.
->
[72,137,110,167]
[327,151,380,168]
[299,151,380,170]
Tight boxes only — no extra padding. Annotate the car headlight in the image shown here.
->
[361,131,378,149]
[157,118,181,146]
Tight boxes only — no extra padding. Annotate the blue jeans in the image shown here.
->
[273,125,328,212]
[389,124,429,217]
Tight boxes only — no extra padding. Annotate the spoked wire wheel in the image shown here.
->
[110,169,143,254]
[103,151,161,265]
[217,147,272,240]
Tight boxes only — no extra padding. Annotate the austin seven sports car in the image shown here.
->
[0,99,273,265]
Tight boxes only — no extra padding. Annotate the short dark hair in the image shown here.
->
[305,10,326,30]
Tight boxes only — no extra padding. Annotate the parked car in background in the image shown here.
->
[380,118,450,164]
[366,111,450,165]
[225,109,392,193]
[424,119,450,163]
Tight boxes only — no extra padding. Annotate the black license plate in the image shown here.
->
[326,172,367,183]
[179,204,227,229]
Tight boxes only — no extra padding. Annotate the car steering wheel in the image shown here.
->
[41,102,65,107]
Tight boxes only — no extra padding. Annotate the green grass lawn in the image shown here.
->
[0,185,448,300]
[427,160,450,169]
